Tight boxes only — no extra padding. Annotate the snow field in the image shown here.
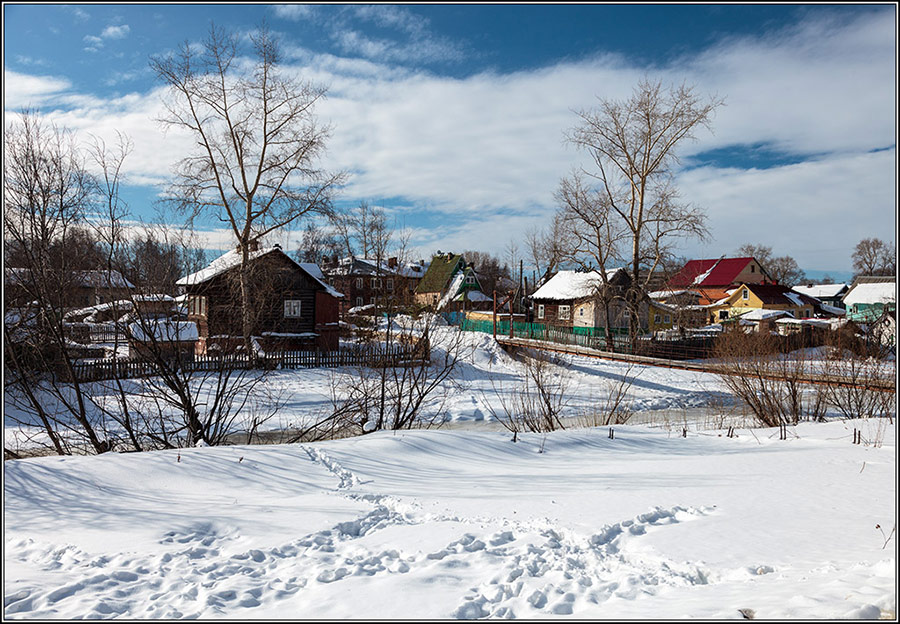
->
[4,419,895,619]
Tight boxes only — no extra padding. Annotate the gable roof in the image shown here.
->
[843,277,896,306]
[531,268,626,301]
[416,253,464,294]
[324,256,428,279]
[667,257,761,289]
[732,283,820,307]
[177,247,343,298]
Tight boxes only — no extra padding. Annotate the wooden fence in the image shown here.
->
[70,344,427,382]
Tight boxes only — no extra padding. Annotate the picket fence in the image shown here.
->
[71,345,425,382]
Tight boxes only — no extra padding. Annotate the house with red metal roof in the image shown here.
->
[665,257,773,306]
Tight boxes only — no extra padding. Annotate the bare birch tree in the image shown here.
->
[566,79,721,339]
[151,23,345,356]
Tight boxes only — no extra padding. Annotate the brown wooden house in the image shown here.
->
[176,245,343,353]
[320,255,427,315]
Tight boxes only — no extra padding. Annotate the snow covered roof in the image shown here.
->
[791,283,848,299]
[454,290,492,303]
[6,267,134,289]
[648,288,703,300]
[739,309,793,321]
[775,318,831,328]
[531,269,625,301]
[436,272,466,310]
[329,256,428,279]
[843,280,896,306]
[816,303,846,317]
[177,247,343,298]
[129,320,198,342]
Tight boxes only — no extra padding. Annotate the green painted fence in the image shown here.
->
[458,317,636,354]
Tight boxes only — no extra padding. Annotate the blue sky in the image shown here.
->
[4,3,897,279]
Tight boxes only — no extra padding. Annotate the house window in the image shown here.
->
[386,278,394,290]
[718,310,728,320]
[538,304,545,319]
[356,297,363,308]
[356,277,363,289]
[189,295,207,317]
[559,305,571,320]
[742,288,749,300]
[283,299,302,318]
[579,307,585,317]
[465,275,475,285]
[664,315,671,324]
[654,314,661,324]
[370,297,376,306]
[750,265,755,273]
[371,278,381,289]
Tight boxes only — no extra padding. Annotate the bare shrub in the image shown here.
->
[327,314,466,433]
[713,329,827,433]
[573,363,639,427]
[485,348,573,436]
[821,351,896,421]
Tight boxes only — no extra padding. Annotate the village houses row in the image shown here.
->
[5,243,896,358]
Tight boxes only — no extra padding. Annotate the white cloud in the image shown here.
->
[83,22,131,51]
[676,149,897,270]
[101,24,131,40]
[3,70,72,109]
[271,5,315,21]
[6,10,893,273]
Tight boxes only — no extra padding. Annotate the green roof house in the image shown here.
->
[414,252,485,310]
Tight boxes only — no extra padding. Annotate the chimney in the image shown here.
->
[237,239,260,253]
[388,256,398,269]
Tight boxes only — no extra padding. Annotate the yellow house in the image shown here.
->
[708,283,820,324]
[648,301,676,331]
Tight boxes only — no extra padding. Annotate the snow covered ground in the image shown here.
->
[4,420,896,619]
[4,323,896,619]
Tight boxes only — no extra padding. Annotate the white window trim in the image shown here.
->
[356,277,363,289]
[356,297,364,308]
[386,278,394,290]
[558,305,571,320]
[742,288,749,300]
[537,304,545,319]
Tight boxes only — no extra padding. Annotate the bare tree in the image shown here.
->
[566,79,720,339]
[524,213,569,289]
[3,112,128,456]
[736,243,805,286]
[851,237,896,277]
[151,23,345,356]
[554,171,630,348]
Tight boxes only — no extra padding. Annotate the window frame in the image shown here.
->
[558,305,571,321]
[283,299,302,318]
